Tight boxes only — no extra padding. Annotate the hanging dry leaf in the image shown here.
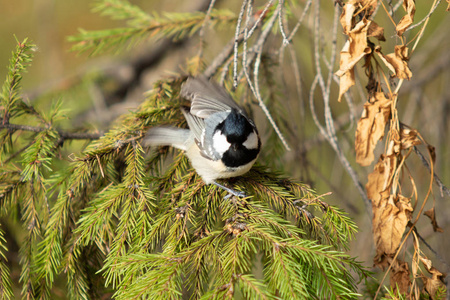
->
[419,256,446,299]
[361,0,378,14]
[366,155,394,203]
[336,19,372,101]
[375,45,412,80]
[424,207,444,233]
[355,92,391,166]
[368,21,385,41]
[399,123,422,149]
[396,0,416,36]
[447,0,450,11]
[373,255,412,295]
[336,42,356,103]
[340,0,358,34]
[372,194,413,256]
[390,258,412,295]
[367,154,413,271]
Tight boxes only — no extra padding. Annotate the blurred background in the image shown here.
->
[1,0,449,293]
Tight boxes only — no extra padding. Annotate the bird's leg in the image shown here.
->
[212,181,247,198]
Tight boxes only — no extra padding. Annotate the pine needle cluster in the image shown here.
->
[0,0,386,297]
[0,39,368,298]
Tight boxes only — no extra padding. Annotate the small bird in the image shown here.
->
[144,76,261,196]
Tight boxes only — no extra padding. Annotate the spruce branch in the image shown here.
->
[0,228,13,300]
[69,9,236,55]
[1,37,36,125]
[0,123,103,141]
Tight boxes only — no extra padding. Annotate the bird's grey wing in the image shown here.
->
[180,76,245,118]
[181,107,227,161]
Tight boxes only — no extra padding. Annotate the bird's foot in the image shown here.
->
[213,181,247,198]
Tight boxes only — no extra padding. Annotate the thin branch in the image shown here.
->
[241,3,291,151]
[413,147,450,198]
[404,0,442,34]
[277,0,289,45]
[198,0,218,59]
[310,1,372,216]
[233,0,250,88]
[0,123,103,140]
[247,0,275,37]
[286,0,313,43]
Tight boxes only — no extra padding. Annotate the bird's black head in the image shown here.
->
[215,109,260,168]
[219,109,254,143]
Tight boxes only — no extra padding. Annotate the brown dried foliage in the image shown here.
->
[337,0,446,298]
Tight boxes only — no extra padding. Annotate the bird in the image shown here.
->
[144,76,261,197]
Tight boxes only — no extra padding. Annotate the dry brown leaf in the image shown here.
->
[428,144,436,164]
[368,154,413,262]
[340,0,358,34]
[375,45,412,80]
[361,0,378,14]
[336,42,356,103]
[366,158,391,204]
[419,256,446,299]
[368,21,385,41]
[336,18,372,101]
[372,194,413,255]
[400,123,422,149]
[355,92,391,166]
[390,259,412,295]
[424,207,444,233]
[396,0,416,36]
[447,0,450,11]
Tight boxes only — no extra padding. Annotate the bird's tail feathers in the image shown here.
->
[143,127,190,151]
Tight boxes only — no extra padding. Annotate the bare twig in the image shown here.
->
[404,0,443,34]
[243,4,291,151]
[277,0,289,45]
[310,0,372,216]
[198,0,218,59]
[233,0,250,88]
[413,147,450,198]
[286,0,313,43]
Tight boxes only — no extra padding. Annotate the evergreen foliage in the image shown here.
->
[68,0,236,55]
[0,2,373,299]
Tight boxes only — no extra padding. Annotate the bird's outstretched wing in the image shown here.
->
[180,76,245,118]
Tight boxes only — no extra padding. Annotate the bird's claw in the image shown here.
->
[213,181,247,199]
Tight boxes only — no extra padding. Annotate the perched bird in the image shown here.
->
[144,76,261,196]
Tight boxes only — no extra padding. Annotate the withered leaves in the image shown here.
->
[336,4,374,102]
[420,256,446,299]
[355,92,391,166]
[396,0,416,36]
[372,192,413,256]
[424,207,444,233]
[375,45,413,80]
[368,21,386,41]
[400,123,422,149]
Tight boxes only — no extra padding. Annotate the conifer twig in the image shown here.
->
[0,123,103,140]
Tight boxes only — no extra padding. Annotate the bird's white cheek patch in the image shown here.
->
[243,132,259,149]
[213,131,231,155]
